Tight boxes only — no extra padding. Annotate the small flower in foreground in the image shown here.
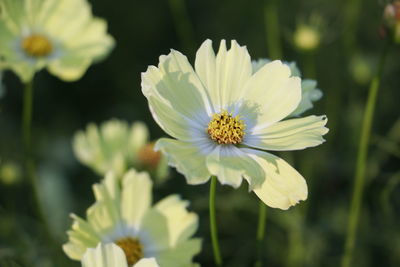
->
[141,39,328,210]
[0,0,114,82]
[73,119,169,181]
[82,243,159,267]
[63,169,201,266]
[252,58,322,117]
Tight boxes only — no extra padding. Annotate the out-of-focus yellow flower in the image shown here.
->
[0,0,114,82]
[82,243,159,267]
[73,119,169,182]
[0,161,22,185]
[293,24,321,52]
[141,39,328,210]
[252,59,322,117]
[63,169,201,266]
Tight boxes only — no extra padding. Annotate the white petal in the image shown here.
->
[195,40,252,110]
[138,208,170,254]
[154,195,198,246]
[121,170,152,229]
[240,60,301,128]
[205,145,264,190]
[81,243,128,267]
[134,258,160,267]
[242,149,308,210]
[155,138,212,185]
[245,115,328,151]
[141,50,212,139]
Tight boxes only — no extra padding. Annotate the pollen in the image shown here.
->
[138,143,162,169]
[207,110,246,145]
[115,237,144,265]
[21,34,53,58]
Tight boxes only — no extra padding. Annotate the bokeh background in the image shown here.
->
[1,0,400,266]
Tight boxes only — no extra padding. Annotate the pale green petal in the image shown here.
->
[128,122,150,163]
[244,149,308,210]
[194,39,219,110]
[205,145,264,190]
[240,60,301,128]
[63,214,101,260]
[138,209,170,254]
[81,243,128,267]
[194,40,252,109]
[251,58,271,74]
[245,115,328,151]
[121,170,152,228]
[154,195,198,246]
[135,258,160,267]
[0,0,24,33]
[155,239,201,267]
[155,138,212,185]
[48,56,92,81]
[290,79,323,117]
[141,50,211,127]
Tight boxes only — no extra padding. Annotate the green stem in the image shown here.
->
[255,201,267,267]
[341,40,391,267]
[167,0,196,53]
[264,0,282,59]
[22,80,52,243]
[209,176,223,266]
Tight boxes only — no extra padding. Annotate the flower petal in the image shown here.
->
[240,60,301,128]
[81,243,128,267]
[155,138,213,185]
[242,149,307,210]
[245,115,328,151]
[195,39,252,110]
[155,239,201,267]
[121,170,152,229]
[48,56,92,81]
[135,258,160,267]
[154,195,199,246]
[141,50,212,138]
[205,145,264,190]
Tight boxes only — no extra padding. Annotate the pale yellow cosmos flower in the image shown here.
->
[0,0,114,82]
[63,169,201,267]
[82,243,159,267]
[141,39,328,210]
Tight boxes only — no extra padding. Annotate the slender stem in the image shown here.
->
[255,202,267,267]
[263,0,282,59]
[22,79,53,244]
[209,176,223,266]
[167,0,196,53]
[341,40,391,267]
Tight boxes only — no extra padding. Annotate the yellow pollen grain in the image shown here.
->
[115,237,144,265]
[21,34,53,58]
[207,110,246,145]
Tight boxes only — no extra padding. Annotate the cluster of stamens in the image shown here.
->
[138,143,161,169]
[207,110,246,145]
[21,34,53,58]
[115,237,144,265]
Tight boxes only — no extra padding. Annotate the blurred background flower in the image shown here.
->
[73,119,169,183]
[0,0,114,82]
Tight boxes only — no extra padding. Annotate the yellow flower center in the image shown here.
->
[138,143,161,169]
[207,110,245,145]
[115,237,144,265]
[21,34,53,58]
